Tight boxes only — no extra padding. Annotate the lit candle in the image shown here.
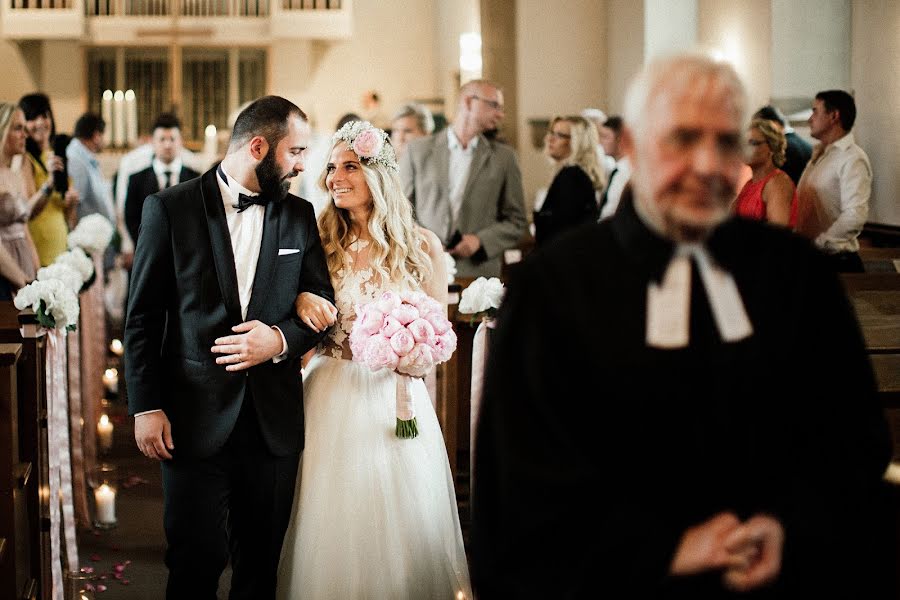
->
[112,90,125,148]
[203,124,217,159]
[125,89,137,147]
[103,368,118,394]
[109,338,124,356]
[94,483,116,526]
[101,90,113,147]
[97,414,113,452]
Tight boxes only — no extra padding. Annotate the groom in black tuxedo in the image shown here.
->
[125,96,335,599]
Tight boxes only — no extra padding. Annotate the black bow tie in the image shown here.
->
[233,193,269,213]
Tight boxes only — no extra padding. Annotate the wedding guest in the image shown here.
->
[280,121,471,599]
[401,79,527,278]
[125,96,334,599]
[597,115,631,220]
[581,106,616,177]
[472,53,895,599]
[734,118,797,227]
[0,103,41,284]
[532,115,605,246]
[753,104,811,186]
[18,92,80,265]
[389,102,435,158]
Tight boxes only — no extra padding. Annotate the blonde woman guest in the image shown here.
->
[533,115,606,246]
[19,93,80,265]
[278,121,472,600]
[0,103,43,288]
[734,118,797,227]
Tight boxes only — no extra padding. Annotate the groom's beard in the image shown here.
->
[255,149,293,201]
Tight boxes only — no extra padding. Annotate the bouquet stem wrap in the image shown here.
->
[395,374,418,439]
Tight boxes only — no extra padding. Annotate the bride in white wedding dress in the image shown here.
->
[276,121,471,600]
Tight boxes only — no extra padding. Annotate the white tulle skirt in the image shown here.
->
[276,354,472,600]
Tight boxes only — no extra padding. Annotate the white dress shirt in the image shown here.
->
[797,132,872,254]
[447,128,478,237]
[599,156,631,220]
[153,157,183,191]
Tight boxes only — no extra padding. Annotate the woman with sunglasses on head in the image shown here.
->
[532,115,606,247]
[735,118,797,227]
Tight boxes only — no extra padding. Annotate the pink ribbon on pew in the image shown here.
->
[469,318,495,498]
[46,328,79,598]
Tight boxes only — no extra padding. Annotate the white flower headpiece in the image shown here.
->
[333,120,398,171]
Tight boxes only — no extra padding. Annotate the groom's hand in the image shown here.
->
[135,411,174,460]
[212,320,283,371]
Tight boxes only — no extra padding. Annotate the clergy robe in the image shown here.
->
[471,190,895,599]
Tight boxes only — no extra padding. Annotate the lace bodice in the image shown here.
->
[320,239,418,360]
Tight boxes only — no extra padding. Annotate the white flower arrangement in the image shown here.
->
[54,247,94,284]
[68,214,115,256]
[14,279,80,331]
[458,276,505,320]
[444,252,457,285]
[37,263,83,295]
[333,120,398,171]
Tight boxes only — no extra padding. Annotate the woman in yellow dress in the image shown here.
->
[18,93,79,266]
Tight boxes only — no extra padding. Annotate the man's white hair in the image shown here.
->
[623,52,747,141]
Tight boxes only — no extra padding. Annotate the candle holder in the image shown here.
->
[65,571,96,600]
[102,367,119,397]
[109,338,124,358]
[97,413,114,454]
[89,464,118,530]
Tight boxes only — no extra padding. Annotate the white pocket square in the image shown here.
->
[278,248,300,256]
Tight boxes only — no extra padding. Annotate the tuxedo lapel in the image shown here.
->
[246,200,281,320]
[200,170,242,323]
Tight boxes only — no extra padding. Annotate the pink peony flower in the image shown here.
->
[397,343,435,377]
[432,330,458,362]
[380,314,403,337]
[354,303,385,335]
[374,291,401,314]
[407,318,436,343]
[424,312,451,335]
[391,303,420,325]
[418,296,444,317]
[400,291,428,307]
[352,128,385,159]
[389,328,415,356]
[363,335,399,371]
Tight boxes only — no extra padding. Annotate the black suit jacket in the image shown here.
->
[783,132,813,186]
[124,168,334,459]
[473,192,894,598]
[532,165,598,247]
[125,163,201,243]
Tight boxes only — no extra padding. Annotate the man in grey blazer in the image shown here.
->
[400,80,527,279]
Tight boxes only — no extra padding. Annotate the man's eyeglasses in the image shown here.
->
[546,130,571,140]
[471,95,504,111]
[747,139,766,147]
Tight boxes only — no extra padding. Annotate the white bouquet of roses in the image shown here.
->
[36,263,83,295]
[68,214,115,256]
[14,278,80,331]
[458,276,505,322]
[349,290,457,438]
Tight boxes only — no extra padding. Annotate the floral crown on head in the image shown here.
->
[332,120,398,171]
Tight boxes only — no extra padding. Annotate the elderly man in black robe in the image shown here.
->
[471,53,895,599]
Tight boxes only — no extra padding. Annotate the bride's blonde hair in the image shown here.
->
[317,140,433,289]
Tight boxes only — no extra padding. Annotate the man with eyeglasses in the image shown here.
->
[400,79,527,278]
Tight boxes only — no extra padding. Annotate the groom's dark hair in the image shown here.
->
[229,95,307,152]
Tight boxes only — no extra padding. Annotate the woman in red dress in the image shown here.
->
[734,118,797,227]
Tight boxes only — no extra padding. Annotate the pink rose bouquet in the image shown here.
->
[349,290,457,438]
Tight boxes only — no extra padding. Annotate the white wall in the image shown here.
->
[851,0,900,226]
[644,0,696,61]
[605,0,644,114]
[697,0,771,118]
[516,0,606,211]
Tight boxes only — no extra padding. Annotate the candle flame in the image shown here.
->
[205,124,217,136]
[104,368,118,379]
[103,89,113,100]
[99,414,110,426]
[113,90,124,101]
[124,89,135,101]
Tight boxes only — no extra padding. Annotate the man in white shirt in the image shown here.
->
[796,90,872,272]
[124,113,200,245]
[401,80,526,278]
[597,115,631,220]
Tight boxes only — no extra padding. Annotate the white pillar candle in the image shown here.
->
[101,90,113,147]
[103,368,118,394]
[203,124,217,159]
[125,89,137,147]
[97,414,113,452]
[94,484,116,525]
[112,90,125,148]
[109,338,124,356]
